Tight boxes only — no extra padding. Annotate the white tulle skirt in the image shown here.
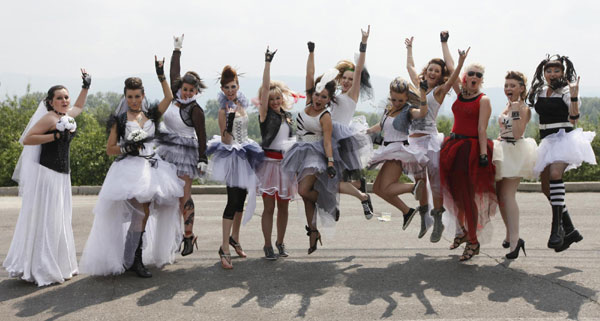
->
[533,128,596,176]
[493,138,538,181]
[368,141,429,175]
[256,155,297,200]
[3,164,78,287]
[79,155,184,276]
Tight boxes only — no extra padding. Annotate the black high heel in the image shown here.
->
[305,225,322,255]
[505,239,526,260]
[502,240,510,249]
[181,234,198,256]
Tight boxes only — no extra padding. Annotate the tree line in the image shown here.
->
[1,90,598,186]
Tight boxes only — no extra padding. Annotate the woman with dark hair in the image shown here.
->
[256,47,299,259]
[281,41,347,254]
[80,58,184,278]
[439,51,498,262]
[366,77,429,227]
[156,34,208,256]
[4,70,91,286]
[324,26,374,220]
[492,71,537,259]
[527,55,595,252]
[206,65,264,269]
[405,31,457,242]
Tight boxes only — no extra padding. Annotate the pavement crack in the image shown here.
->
[482,250,600,306]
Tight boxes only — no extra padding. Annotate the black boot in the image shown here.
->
[555,210,583,253]
[547,206,565,249]
[128,232,152,278]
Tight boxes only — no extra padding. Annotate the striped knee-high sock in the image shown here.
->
[549,180,566,207]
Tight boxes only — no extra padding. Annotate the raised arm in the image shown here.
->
[259,46,277,122]
[156,56,174,115]
[306,42,315,105]
[440,31,460,95]
[411,81,430,119]
[509,99,531,139]
[568,76,581,125]
[405,37,420,88]
[170,34,184,94]
[436,47,469,101]
[346,25,370,102]
[67,69,91,118]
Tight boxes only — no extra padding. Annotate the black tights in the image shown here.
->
[223,186,247,220]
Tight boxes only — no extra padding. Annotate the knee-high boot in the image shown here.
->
[548,205,565,249]
[555,210,583,252]
[127,231,152,278]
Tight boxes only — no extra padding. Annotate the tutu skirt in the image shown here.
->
[367,141,428,176]
[79,155,184,276]
[3,164,78,286]
[206,136,264,224]
[157,131,200,179]
[334,117,374,180]
[256,152,297,200]
[408,132,444,197]
[533,128,596,176]
[493,138,538,180]
[440,137,497,243]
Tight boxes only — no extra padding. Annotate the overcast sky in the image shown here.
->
[1,0,598,102]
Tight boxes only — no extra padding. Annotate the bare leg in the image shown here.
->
[496,180,510,243]
[373,161,411,214]
[222,218,233,255]
[142,203,151,229]
[276,199,290,245]
[261,196,276,247]
[497,178,521,251]
[339,181,368,201]
[231,211,243,243]
[298,175,318,246]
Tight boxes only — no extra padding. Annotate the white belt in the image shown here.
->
[539,122,573,130]
[298,135,322,143]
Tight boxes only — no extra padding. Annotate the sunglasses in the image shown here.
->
[467,71,483,78]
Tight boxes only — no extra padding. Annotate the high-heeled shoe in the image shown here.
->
[450,227,468,250]
[305,225,322,255]
[181,234,198,256]
[502,240,510,249]
[219,247,233,269]
[505,239,526,259]
[459,242,480,261]
[229,236,247,258]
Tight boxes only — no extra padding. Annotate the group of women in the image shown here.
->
[3,28,596,286]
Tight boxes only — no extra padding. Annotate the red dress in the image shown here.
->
[440,93,497,243]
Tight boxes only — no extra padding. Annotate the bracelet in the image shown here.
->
[511,111,520,120]
[157,75,166,82]
[327,156,334,162]
[359,42,367,53]
[569,114,580,120]
[570,97,578,102]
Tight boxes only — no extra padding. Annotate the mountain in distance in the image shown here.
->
[2,72,599,118]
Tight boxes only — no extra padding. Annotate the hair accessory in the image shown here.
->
[315,69,339,93]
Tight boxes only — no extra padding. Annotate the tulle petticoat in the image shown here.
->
[408,132,444,198]
[157,131,200,179]
[3,164,78,286]
[256,156,297,200]
[439,137,497,243]
[334,118,374,175]
[533,128,596,176]
[206,136,264,224]
[367,142,428,176]
[493,138,538,181]
[79,155,184,276]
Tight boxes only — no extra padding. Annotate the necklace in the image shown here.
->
[461,88,480,98]
[128,107,143,114]
[53,109,66,116]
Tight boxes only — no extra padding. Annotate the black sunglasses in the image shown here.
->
[467,71,483,78]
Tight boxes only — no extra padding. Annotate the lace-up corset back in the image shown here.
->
[296,109,327,141]
[232,114,249,144]
[162,102,196,138]
[39,130,75,174]
[125,120,155,156]
[410,86,441,134]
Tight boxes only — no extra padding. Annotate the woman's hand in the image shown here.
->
[457,47,470,64]
[440,30,449,42]
[405,36,413,49]
[361,25,370,44]
[265,46,277,62]
[307,41,315,53]
[155,55,166,81]
[173,33,184,50]
[569,76,580,98]
[81,68,91,89]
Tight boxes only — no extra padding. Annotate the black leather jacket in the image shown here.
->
[259,108,293,149]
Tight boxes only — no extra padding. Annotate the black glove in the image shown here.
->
[549,78,567,90]
[121,141,142,156]
[265,47,277,62]
[327,165,336,178]
[479,154,488,167]
[155,58,165,80]
[307,41,315,53]
[225,112,236,134]
[440,31,449,42]
[420,79,428,91]
[81,72,92,89]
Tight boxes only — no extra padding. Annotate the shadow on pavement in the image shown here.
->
[2,254,597,319]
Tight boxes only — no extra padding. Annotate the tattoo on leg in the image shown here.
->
[184,198,195,226]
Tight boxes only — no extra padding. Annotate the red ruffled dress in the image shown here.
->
[440,93,497,243]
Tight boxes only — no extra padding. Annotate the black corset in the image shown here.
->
[39,130,75,174]
[535,96,573,139]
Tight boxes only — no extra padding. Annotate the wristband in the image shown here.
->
[511,111,521,120]
[569,114,580,120]
[157,75,166,82]
[359,42,367,53]
[570,97,578,102]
